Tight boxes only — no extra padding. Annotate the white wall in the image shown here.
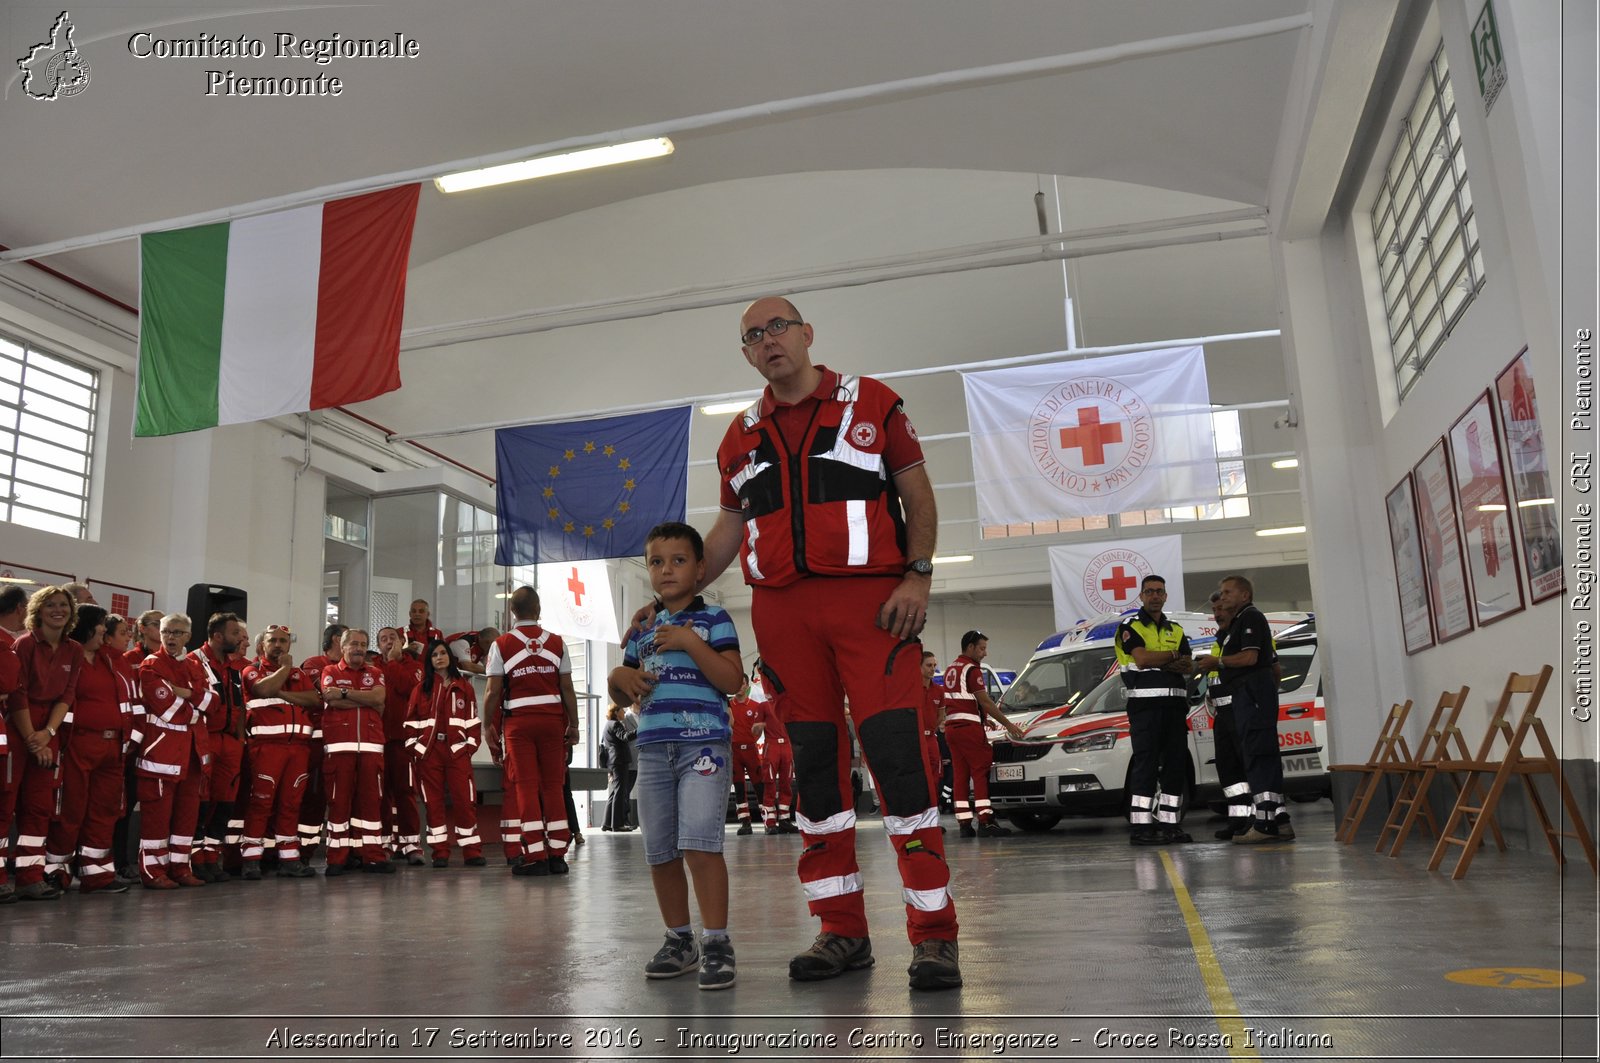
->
[1282,0,1593,771]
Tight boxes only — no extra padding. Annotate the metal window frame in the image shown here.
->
[1371,43,1486,402]
[0,329,98,539]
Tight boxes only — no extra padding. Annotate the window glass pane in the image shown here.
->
[31,352,93,388]
[13,480,84,519]
[1396,193,1421,244]
[1417,310,1444,358]
[0,337,22,361]
[1222,496,1252,519]
[1393,161,1417,209]
[14,434,87,475]
[20,395,91,432]
[9,507,81,537]
[27,371,93,411]
[1084,515,1110,531]
[1406,255,1433,304]
[0,381,19,409]
[1121,510,1146,527]
[1213,411,1243,457]
[0,354,21,384]
[14,459,85,497]
[980,525,1007,540]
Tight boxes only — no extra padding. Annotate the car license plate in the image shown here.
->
[994,764,1024,782]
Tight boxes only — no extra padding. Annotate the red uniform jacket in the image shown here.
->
[755,697,790,749]
[379,654,423,742]
[717,367,922,587]
[728,693,762,746]
[404,677,481,759]
[487,623,567,720]
[8,632,82,763]
[241,660,318,743]
[0,628,19,757]
[941,655,984,727]
[407,622,444,649]
[319,660,385,755]
[64,647,137,736]
[193,643,246,739]
[136,651,210,780]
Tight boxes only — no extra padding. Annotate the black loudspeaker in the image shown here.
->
[184,583,248,651]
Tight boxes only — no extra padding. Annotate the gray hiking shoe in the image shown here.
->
[698,937,736,991]
[644,932,700,979]
[907,937,963,991]
[788,932,874,981]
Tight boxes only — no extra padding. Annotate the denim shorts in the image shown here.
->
[635,740,731,865]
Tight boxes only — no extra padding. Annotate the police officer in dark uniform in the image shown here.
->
[1200,593,1255,840]
[1210,575,1290,844]
[1113,576,1194,845]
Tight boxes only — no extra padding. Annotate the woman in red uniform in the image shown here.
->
[405,640,484,867]
[45,605,136,894]
[4,586,81,900]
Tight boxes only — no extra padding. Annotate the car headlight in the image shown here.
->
[1062,730,1119,754]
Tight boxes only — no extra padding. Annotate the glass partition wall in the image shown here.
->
[336,487,606,826]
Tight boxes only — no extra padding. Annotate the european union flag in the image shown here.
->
[494,406,692,564]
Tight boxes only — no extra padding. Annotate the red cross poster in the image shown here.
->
[962,347,1218,522]
[535,559,620,644]
[1047,535,1185,629]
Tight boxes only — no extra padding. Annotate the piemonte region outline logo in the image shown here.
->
[1028,375,1154,499]
[18,11,91,100]
[1080,547,1156,615]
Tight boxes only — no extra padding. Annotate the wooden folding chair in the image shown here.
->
[1427,666,1599,880]
[1377,686,1488,857]
[1331,699,1416,844]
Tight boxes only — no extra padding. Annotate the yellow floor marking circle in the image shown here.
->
[1446,967,1586,989]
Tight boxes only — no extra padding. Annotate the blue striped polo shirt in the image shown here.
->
[622,596,739,745]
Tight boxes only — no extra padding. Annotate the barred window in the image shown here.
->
[0,332,99,539]
[1371,42,1486,401]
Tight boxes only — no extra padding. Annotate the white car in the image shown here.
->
[987,616,1326,831]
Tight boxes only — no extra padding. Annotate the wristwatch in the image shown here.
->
[904,558,934,576]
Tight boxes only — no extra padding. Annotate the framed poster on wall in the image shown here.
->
[1413,439,1475,643]
[0,560,75,594]
[1385,474,1435,654]
[86,579,156,620]
[1495,348,1563,603]
[1447,391,1525,626]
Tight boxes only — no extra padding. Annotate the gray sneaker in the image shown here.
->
[644,932,700,979]
[699,937,736,991]
[908,937,963,991]
[788,932,874,981]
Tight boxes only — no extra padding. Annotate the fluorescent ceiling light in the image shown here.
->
[932,554,974,565]
[1255,525,1306,537]
[435,138,674,193]
[1518,497,1554,507]
[0,575,38,584]
[1478,504,1507,512]
[1271,458,1299,469]
[493,593,511,599]
[700,400,751,416]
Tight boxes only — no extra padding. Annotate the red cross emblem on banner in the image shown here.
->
[1058,407,1124,467]
[567,567,586,606]
[1100,566,1138,600]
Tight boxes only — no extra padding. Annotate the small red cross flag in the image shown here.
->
[535,559,619,644]
[961,347,1218,522]
[1048,535,1186,628]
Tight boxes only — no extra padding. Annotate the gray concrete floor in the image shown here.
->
[3,801,1596,1061]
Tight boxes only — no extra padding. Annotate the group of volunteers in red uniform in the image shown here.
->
[725,665,799,836]
[0,589,501,899]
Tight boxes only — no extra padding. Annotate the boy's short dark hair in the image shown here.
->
[960,629,987,651]
[646,521,704,560]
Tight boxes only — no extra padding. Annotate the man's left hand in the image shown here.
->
[876,576,930,640]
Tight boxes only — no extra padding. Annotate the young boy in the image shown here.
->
[609,522,745,991]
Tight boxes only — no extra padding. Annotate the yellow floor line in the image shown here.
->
[1159,850,1263,1061]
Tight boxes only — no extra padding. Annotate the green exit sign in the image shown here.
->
[1471,0,1507,113]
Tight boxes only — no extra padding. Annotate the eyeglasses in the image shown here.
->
[740,318,803,347]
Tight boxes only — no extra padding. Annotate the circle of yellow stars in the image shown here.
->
[541,440,636,539]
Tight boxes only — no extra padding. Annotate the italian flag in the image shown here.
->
[135,184,421,437]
